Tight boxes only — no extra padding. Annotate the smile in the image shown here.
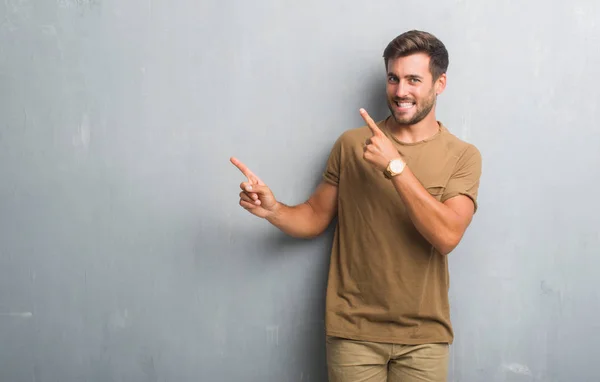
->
[395,101,415,111]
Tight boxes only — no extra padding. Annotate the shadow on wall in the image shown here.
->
[256,156,335,381]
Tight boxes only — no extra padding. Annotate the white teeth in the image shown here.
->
[397,102,414,108]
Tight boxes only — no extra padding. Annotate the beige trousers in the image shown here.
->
[326,336,449,382]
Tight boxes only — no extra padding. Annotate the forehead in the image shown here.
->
[387,53,431,77]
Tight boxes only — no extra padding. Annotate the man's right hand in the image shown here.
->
[230,157,278,219]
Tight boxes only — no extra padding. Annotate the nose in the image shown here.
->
[395,81,409,99]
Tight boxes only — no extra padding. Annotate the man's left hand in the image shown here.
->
[360,108,404,172]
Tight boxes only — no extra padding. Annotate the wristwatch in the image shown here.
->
[383,158,405,179]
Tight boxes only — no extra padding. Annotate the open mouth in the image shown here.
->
[394,100,415,111]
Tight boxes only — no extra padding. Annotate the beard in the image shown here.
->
[387,89,437,126]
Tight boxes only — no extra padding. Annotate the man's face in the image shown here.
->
[385,53,446,126]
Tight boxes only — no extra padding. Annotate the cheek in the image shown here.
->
[416,87,435,101]
[386,85,397,97]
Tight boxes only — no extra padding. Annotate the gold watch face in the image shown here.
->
[390,160,404,173]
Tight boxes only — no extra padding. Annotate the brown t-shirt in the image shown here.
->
[322,118,482,345]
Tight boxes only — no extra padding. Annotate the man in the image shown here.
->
[231,30,481,382]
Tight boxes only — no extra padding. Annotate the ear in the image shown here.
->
[435,73,447,96]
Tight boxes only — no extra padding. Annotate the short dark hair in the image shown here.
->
[383,30,449,80]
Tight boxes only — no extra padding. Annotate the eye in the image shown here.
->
[409,78,421,83]
[388,75,399,84]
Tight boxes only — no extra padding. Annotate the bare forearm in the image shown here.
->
[391,168,466,255]
[266,201,330,239]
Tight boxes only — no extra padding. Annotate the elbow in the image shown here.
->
[297,230,323,240]
[306,220,333,239]
[437,245,455,256]
[288,220,331,240]
[436,231,463,256]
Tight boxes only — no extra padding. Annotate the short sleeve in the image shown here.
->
[322,135,343,186]
[442,144,482,212]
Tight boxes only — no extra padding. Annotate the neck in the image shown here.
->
[386,113,440,144]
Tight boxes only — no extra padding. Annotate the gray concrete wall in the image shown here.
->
[1,0,599,381]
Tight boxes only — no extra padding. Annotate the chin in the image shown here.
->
[392,114,416,125]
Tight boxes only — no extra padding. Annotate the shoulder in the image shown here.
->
[439,124,481,163]
[332,123,377,148]
[338,125,371,142]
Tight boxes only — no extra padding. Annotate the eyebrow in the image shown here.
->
[388,72,424,80]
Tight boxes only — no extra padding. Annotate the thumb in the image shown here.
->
[244,183,271,196]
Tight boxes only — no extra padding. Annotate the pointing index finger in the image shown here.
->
[230,157,264,185]
[359,108,383,137]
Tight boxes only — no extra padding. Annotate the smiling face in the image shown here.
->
[386,53,446,127]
